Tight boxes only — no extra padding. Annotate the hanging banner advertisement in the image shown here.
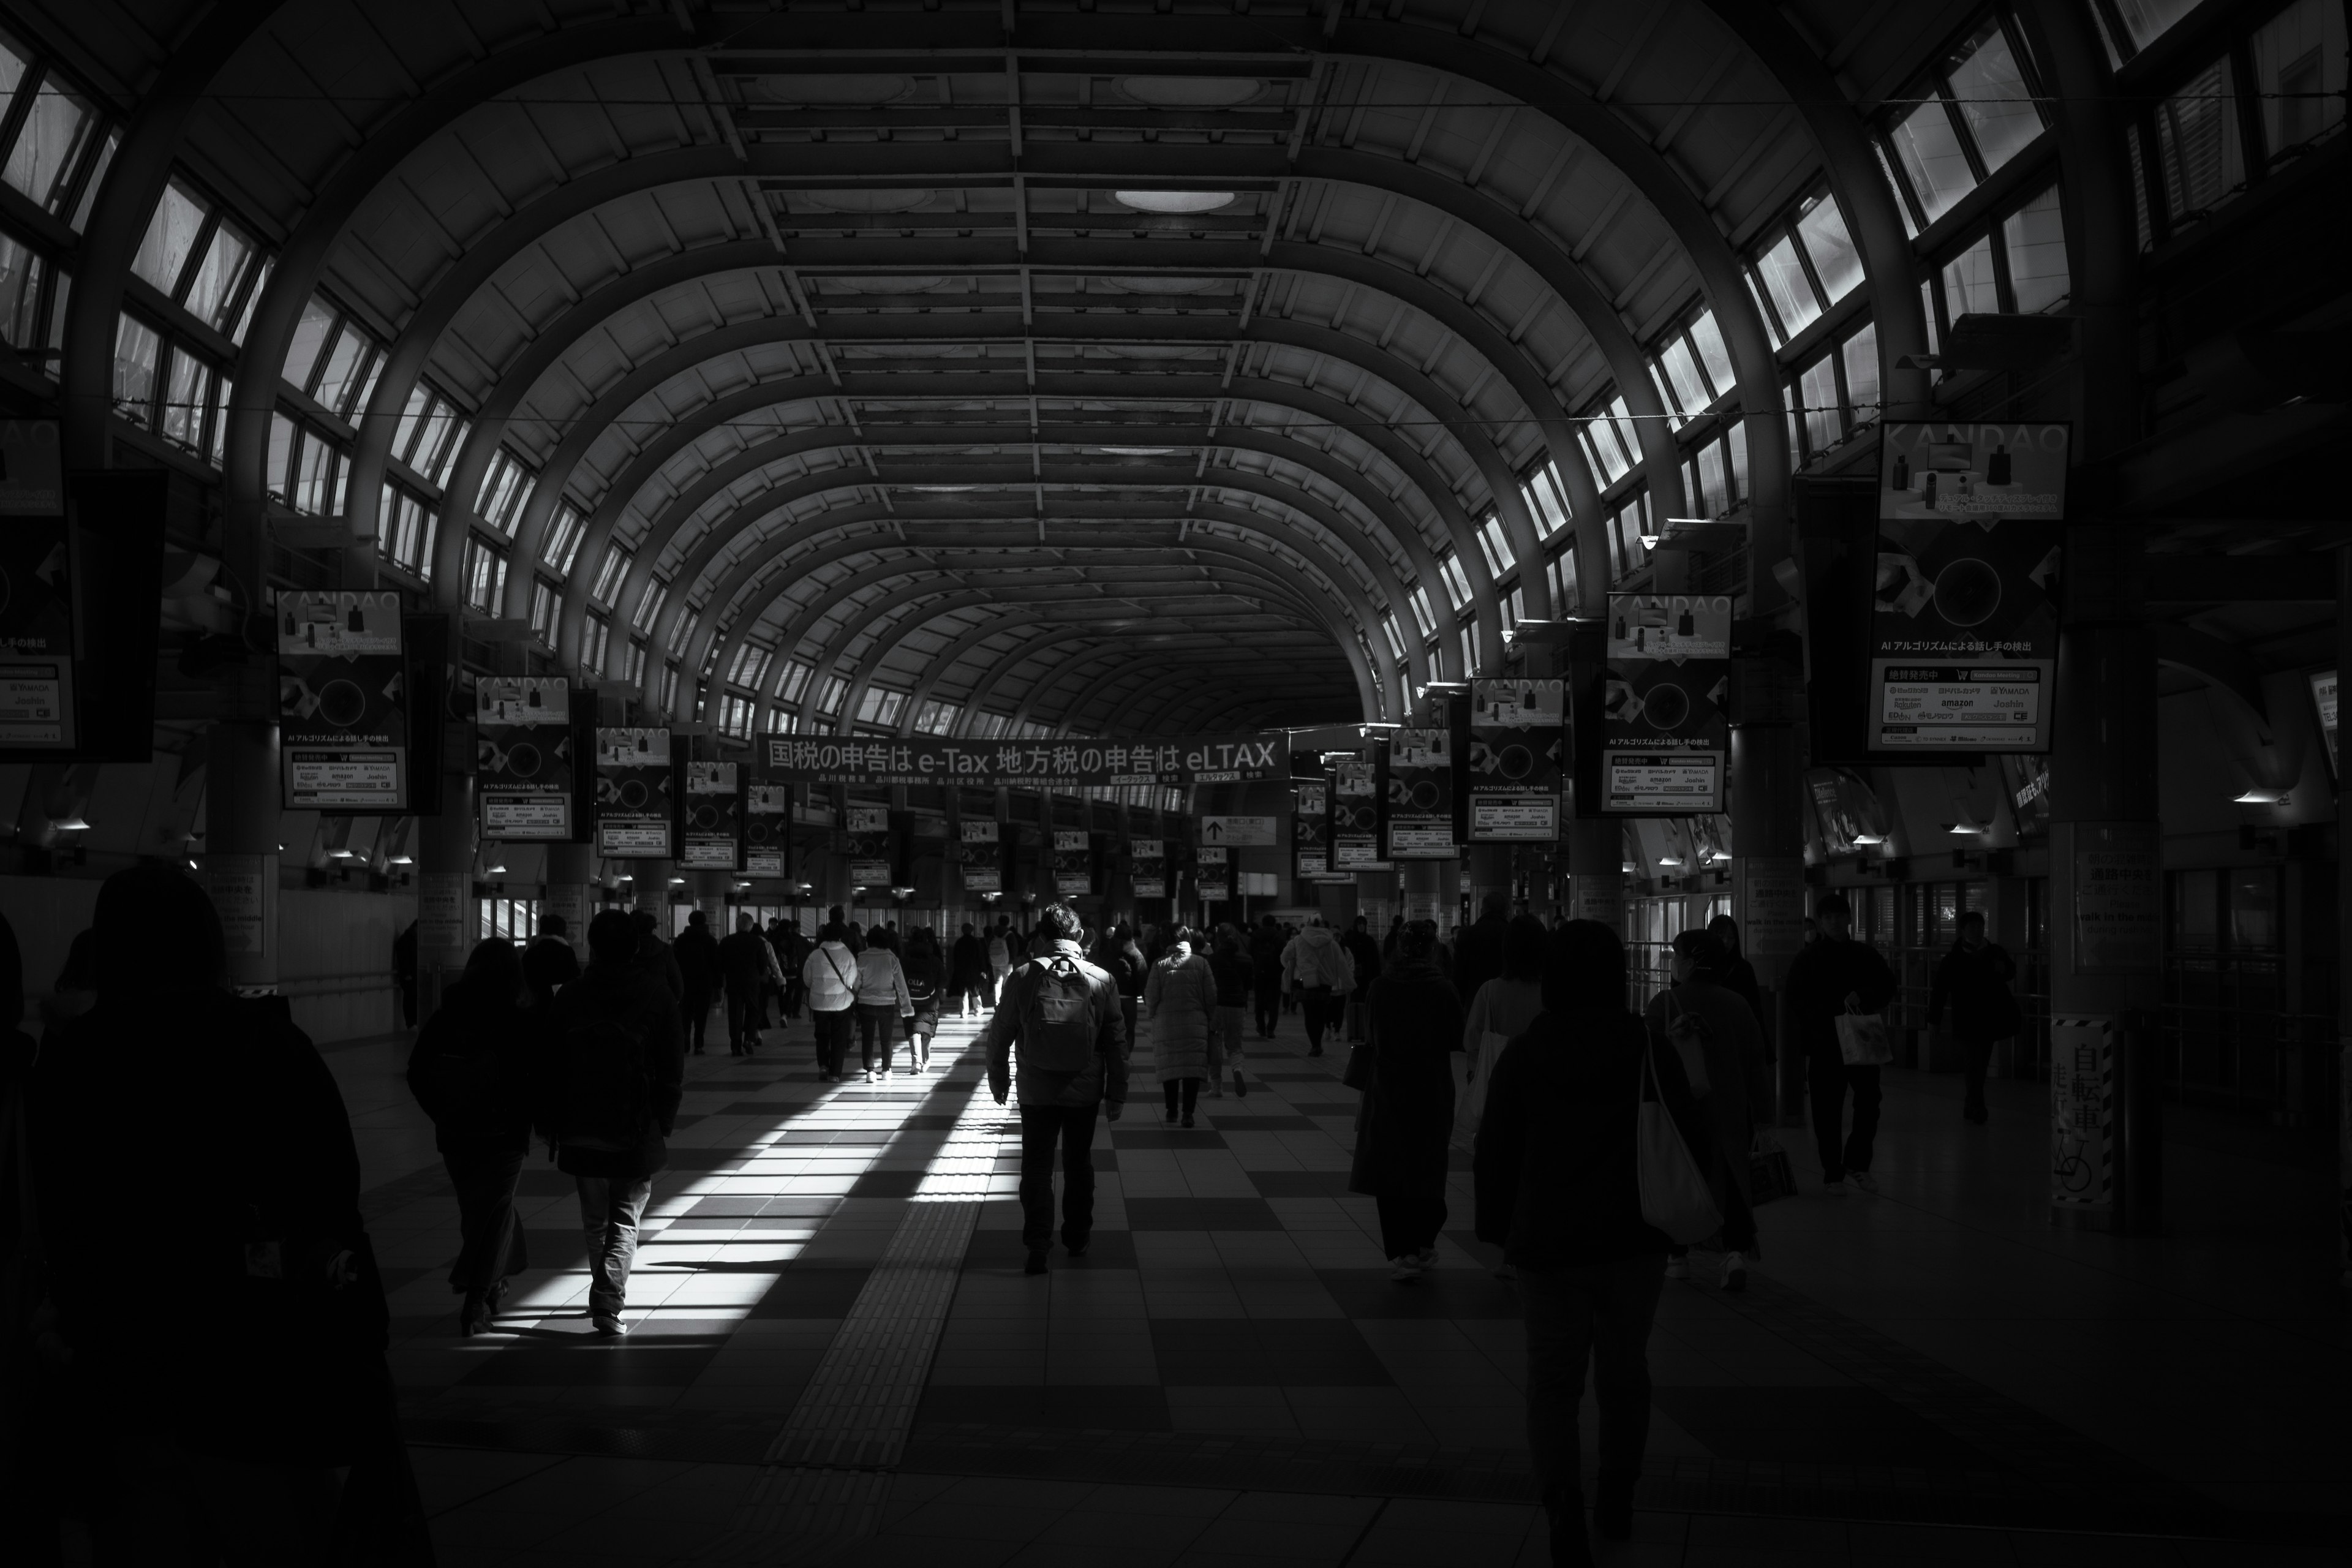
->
[1597,594,1730,815]
[1054,828,1092,896]
[846,803,889,834]
[956,820,1001,893]
[594,727,674,856]
[681,761,744,870]
[0,421,74,749]
[1999,754,2051,839]
[1806,767,1893,859]
[1468,678,1564,841]
[1131,837,1166,899]
[277,590,409,811]
[1332,756,1389,872]
[766,731,1284,788]
[1292,780,1329,877]
[1199,815,1277,847]
[476,676,573,840]
[846,804,892,889]
[1197,843,1228,900]
[744,784,790,876]
[2311,669,2338,777]
[1384,728,1457,858]
[1880,421,2070,524]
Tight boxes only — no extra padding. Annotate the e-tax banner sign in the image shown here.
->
[1872,423,2064,755]
[766,733,1284,788]
[477,676,573,840]
[277,590,409,812]
[595,727,674,856]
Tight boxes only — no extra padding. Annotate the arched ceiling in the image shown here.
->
[54,0,1955,741]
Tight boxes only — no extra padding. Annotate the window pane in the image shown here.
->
[2155,59,2245,221]
[208,374,232,466]
[2003,185,2070,312]
[1794,194,1864,304]
[429,418,468,487]
[1604,396,1640,472]
[1648,363,1687,431]
[1658,336,1708,413]
[313,325,366,415]
[1754,234,1820,338]
[2112,0,2199,51]
[1945,21,2043,175]
[1920,277,1940,355]
[295,432,336,515]
[130,181,207,295]
[110,314,159,425]
[1943,234,1999,318]
[267,412,295,501]
[1725,420,1747,502]
[0,231,41,348]
[2,77,95,211]
[160,347,206,449]
[284,297,336,388]
[230,257,270,345]
[1873,141,1920,238]
[1889,98,1975,223]
[1799,356,1839,454]
[0,39,26,115]
[181,223,254,330]
[1840,321,1880,422]
[1696,441,1726,518]
[2252,0,2347,160]
[67,126,114,232]
[1688,310,1733,394]
[1526,465,1570,538]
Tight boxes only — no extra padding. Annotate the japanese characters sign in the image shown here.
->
[744,783,789,876]
[681,761,744,870]
[1880,421,2070,525]
[1384,728,1456,858]
[278,590,407,811]
[765,733,1284,788]
[1292,779,1329,877]
[1869,507,2060,753]
[1331,756,1388,871]
[1468,678,1564,841]
[1599,594,1730,815]
[594,727,674,857]
[477,676,572,840]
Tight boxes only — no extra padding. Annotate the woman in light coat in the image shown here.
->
[852,926,914,1083]
[1142,927,1218,1128]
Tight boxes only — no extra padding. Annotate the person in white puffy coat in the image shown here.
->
[1280,918,1356,1057]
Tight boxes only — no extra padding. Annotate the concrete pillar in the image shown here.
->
[416,769,475,1023]
[635,858,677,930]
[1732,629,1811,1125]
[205,716,281,997]
[1400,859,1441,923]
[1464,843,1512,916]
[1567,818,1625,934]
[693,868,729,920]
[545,841,592,953]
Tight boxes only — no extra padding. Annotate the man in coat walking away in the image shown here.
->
[984,903,1127,1276]
[1452,891,1512,1016]
[1928,910,2019,1125]
[1280,915,1356,1057]
[1341,914,1383,1042]
[673,910,720,1055]
[1784,892,1897,1194]
[543,910,685,1335]
[720,911,788,1056]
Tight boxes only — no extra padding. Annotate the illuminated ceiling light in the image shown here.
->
[187,858,199,871]
[484,860,507,875]
[1657,856,1684,867]
[387,854,414,866]
[906,483,980,492]
[1118,75,1263,108]
[52,814,89,831]
[1663,518,1710,526]
[1114,189,1235,214]
[1639,533,1663,548]
[329,848,356,859]
[668,876,686,885]
[1853,834,1887,846]
[1099,446,1180,456]
[1621,861,1638,872]
[2234,787,2289,804]
[798,186,933,213]
[1947,821,1984,835]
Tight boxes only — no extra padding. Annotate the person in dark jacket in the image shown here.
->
[393,918,418,1027]
[545,910,686,1336]
[1783,892,1898,1193]
[407,938,540,1334]
[523,913,582,1009]
[1207,924,1254,1097]
[628,906,685,1003]
[31,866,404,1559]
[1643,931,1772,1291]
[673,909,720,1055]
[718,913,786,1055]
[1248,915,1286,1038]
[1350,921,1464,1281]
[1452,891,1512,1012]
[901,927,946,1072]
[1340,914,1383,1042]
[951,921,990,1016]
[1928,911,2018,1125]
[1474,919,1708,1566]
[1706,914,1768,1035]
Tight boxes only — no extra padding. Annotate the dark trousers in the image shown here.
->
[576,1175,654,1316]
[726,982,763,1052]
[1808,1052,1883,1180]
[682,987,712,1054]
[1519,1254,1668,1530]
[1017,1102,1101,1248]
[856,1003,900,1069]
[1299,986,1338,1051]
[1961,1032,1994,1115]
[1162,1077,1200,1118]
[1376,1190,1447,1259]
[443,1148,527,1298]
[1252,978,1281,1035]
[812,1008,855,1076]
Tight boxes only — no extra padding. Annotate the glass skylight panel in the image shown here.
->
[1525,465,1570,538]
[131,181,207,295]
[312,325,368,417]
[1945,21,2043,175]
[2252,0,2345,159]
[2111,0,2200,51]
[1890,96,1975,224]
[1658,336,1708,413]
[2155,59,2245,219]
[68,128,115,233]
[1943,234,1999,318]
[181,222,255,332]
[1754,233,1820,338]
[1688,311,1733,395]
[0,232,42,349]
[1840,322,1880,422]
[2003,186,2070,312]
[1696,441,1727,518]
[1794,195,1864,304]
[284,296,337,389]
[2,74,95,213]
[1438,552,1472,610]
[111,314,159,425]
[1800,356,1839,454]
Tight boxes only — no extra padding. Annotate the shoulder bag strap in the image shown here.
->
[825,950,855,989]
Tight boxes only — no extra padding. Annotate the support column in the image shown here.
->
[694,868,729,921]
[1399,859,1441,923]
[1567,818,1625,934]
[2046,526,2160,1229]
[205,712,281,997]
[1733,628,1812,1126]
[2335,546,2350,1282]
[636,858,677,931]
[1464,843,1512,916]
[416,769,475,1025]
[545,841,592,952]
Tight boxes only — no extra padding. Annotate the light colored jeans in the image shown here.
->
[576,1175,654,1316]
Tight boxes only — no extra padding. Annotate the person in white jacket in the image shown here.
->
[1281,916,1357,1058]
[852,927,915,1082]
[800,925,861,1082]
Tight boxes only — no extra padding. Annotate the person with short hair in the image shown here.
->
[627,906,685,1003]
[1706,914,1767,1034]
[720,912,788,1057]
[1349,921,1461,1281]
[853,926,914,1082]
[1341,914,1383,1042]
[1248,915,1286,1038]
[1644,930,1772,1290]
[673,909,720,1055]
[523,913,581,1010]
[801,922,861,1082]
[1281,914,1355,1058]
[900,926,946,1073]
[1462,913,1548,1131]
[1207,924,1253,1098]
[1929,910,2019,1125]
[1784,893,1897,1194]
[983,903,1127,1274]
[1144,926,1218,1127]
[1452,890,1513,1009]
[951,920,990,1016]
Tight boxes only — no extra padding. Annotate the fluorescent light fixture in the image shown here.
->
[1621,861,1638,872]
[1638,533,1662,548]
[1663,518,1709,526]
[669,876,686,884]
[187,859,199,870]
[1657,856,1683,866]
[329,848,356,859]
[1853,834,1887,846]
[1099,445,1179,456]
[388,854,414,866]
[52,814,89,831]
[1114,190,1234,214]
[2234,787,2289,804]
[484,861,507,875]
[1947,822,1983,835]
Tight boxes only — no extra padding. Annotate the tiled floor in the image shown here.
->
[326,998,2348,1566]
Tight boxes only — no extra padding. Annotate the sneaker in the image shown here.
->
[1164,1106,1177,1124]
[1209,1079,1224,1098]
[1594,1494,1633,1541]
[1066,1240,1089,1259]
[862,1069,876,1084]
[1822,1178,1845,1196]
[1850,1170,1879,1194]
[1665,1254,1691,1279]
[592,1313,628,1337]
[879,1068,892,1080]
[1180,1113,1194,1129]
[1414,1246,1438,1270]
[1387,1256,1424,1283]
[1234,1070,1248,1098]
[1023,1245,1049,1276]
[1722,1251,1748,1292]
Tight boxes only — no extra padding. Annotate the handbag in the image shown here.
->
[1342,1037,1374,1091]
[1747,1130,1798,1207]
[1662,992,1712,1098]
[1834,1009,1894,1066]
[1637,1041,1722,1245]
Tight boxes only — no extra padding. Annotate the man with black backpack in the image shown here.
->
[983,903,1128,1276]
[543,910,685,1335]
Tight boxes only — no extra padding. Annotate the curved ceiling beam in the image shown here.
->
[59,0,287,470]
